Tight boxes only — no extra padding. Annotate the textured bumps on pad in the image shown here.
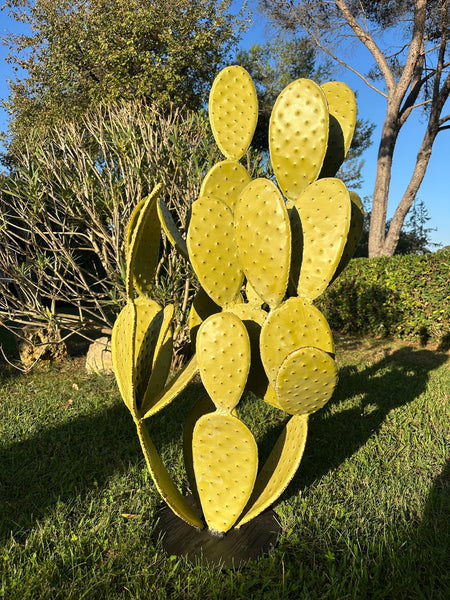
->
[276,347,338,415]
[192,412,258,533]
[209,65,258,160]
[235,178,292,308]
[188,287,221,350]
[260,296,334,387]
[269,79,329,202]
[200,160,252,213]
[236,414,308,528]
[294,177,351,300]
[197,312,250,412]
[187,195,244,307]
[156,197,189,260]
[126,185,163,298]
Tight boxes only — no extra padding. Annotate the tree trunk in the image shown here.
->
[368,113,399,257]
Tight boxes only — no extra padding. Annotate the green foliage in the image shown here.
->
[1,0,247,153]
[0,101,222,346]
[317,251,450,346]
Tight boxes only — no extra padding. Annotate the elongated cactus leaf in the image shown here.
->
[133,298,165,408]
[156,197,189,260]
[319,82,357,178]
[141,354,199,419]
[331,191,364,282]
[187,195,243,307]
[200,160,252,213]
[136,421,204,529]
[209,65,258,160]
[235,178,291,309]
[111,301,137,415]
[269,79,329,201]
[276,347,337,415]
[193,412,258,533]
[126,185,163,298]
[260,297,334,386]
[236,414,308,528]
[295,177,351,300]
[197,312,250,412]
[188,287,221,350]
[138,304,174,415]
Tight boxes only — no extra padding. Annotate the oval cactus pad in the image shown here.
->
[209,65,258,160]
[236,414,308,528]
[295,177,351,300]
[269,79,329,201]
[322,81,356,156]
[260,296,334,386]
[193,412,258,533]
[200,160,252,213]
[331,191,364,282]
[188,287,221,349]
[187,195,243,307]
[197,312,251,412]
[276,347,338,415]
[235,178,291,308]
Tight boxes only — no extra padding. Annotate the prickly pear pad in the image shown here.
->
[111,301,137,415]
[209,65,258,160]
[236,414,308,528]
[200,160,252,213]
[269,79,329,201]
[331,191,364,282]
[319,82,357,178]
[192,412,258,533]
[321,82,356,156]
[132,298,165,406]
[295,177,351,300]
[139,304,174,415]
[260,297,334,386]
[276,347,338,415]
[188,287,221,350]
[156,197,189,260]
[235,178,291,309]
[197,312,250,412]
[126,185,163,298]
[187,195,243,307]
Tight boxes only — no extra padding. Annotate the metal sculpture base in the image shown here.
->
[152,499,281,569]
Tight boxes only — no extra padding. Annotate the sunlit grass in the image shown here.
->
[0,336,448,599]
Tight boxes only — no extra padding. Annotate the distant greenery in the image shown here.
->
[0,336,448,599]
[318,250,450,347]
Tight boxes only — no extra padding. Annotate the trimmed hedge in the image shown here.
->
[316,250,450,347]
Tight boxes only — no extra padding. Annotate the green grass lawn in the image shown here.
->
[0,336,448,599]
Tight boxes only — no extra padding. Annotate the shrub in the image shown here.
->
[317,250,450,347]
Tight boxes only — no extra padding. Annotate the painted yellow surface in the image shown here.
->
[209,65,258,160]
[200,160,252,213]
[111,301,137,415]
[156,197,189,260]
[236,414,308,528]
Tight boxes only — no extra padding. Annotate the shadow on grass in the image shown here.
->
[287,345,448,493]
[0,379,204,544]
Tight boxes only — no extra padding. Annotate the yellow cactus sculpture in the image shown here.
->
[111,66,363,547]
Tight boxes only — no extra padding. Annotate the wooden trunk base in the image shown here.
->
[152,499,281,569]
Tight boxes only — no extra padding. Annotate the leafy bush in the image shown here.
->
[317,250,450,347]
[0,102,222,352]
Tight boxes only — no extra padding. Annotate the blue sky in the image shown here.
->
[1,1,448,248]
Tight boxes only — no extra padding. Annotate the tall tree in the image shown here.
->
[1,0,247,151]
[260,1,450,257]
